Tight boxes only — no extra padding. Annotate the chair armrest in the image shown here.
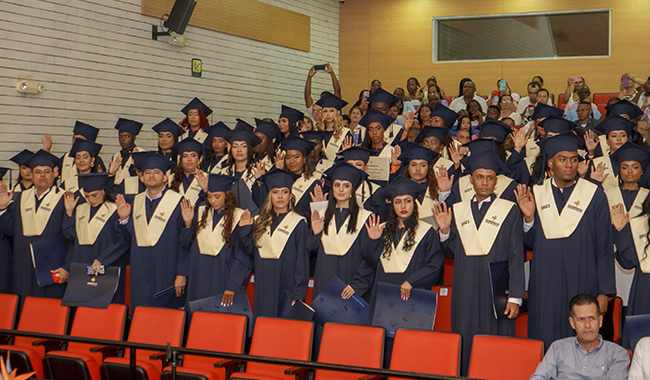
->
[89,345,121,359]
[214,359,241,378]
[360,376,385,380]
[31,339,63,352]
[149,352,167,360]
[285,367,312,380]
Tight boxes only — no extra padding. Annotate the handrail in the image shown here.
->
[0,329,476,380]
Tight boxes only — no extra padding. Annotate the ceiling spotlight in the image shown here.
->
[168,32,188,47]
[16,80,44,94]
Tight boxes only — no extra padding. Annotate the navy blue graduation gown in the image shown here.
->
[524,180,616,349]
[233,213,309,318]
[614,225,650,317]
[121,188,188,310]
[505,149,531,185]
[440,195,526,373]
[445,176,518,207]
[308,209,381,300]
[0,188,68,299]
[252,176,321,221]
[62,205,130,303]
[0,234,12,293]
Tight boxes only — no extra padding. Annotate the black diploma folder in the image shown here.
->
[61,262,120,308]
[489,260,510,319]
[310,276,370,326]
[30,234,68,287]
[279,291,315,321]
[371,282,438,338]
[154,286,187,310]
[626,313,650,350]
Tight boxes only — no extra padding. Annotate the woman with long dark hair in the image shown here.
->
[222,123,262,214]
[168,138,207,207]
[62,139,103,199]
[180,97,212,143]
[203,122,231,173]
[588,114,635,190]
[9,149,34,193]
[153,118,184,162]
[278,105,303,138]
[254,118,281,170]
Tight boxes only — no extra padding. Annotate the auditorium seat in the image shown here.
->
[597,103,607,116]
[100,306,185,380]
[390,329,461,378]
[161,311,247,380]
[229,317,313,380]
[593,93,619,104]
[0,296,70,379]
[443,257,453,286]
[468,335,544,380]
[515,312,528,338]
[604,296,623,344]
[0,293,18,330]
[43,303,127,380]
[432,285,452,332]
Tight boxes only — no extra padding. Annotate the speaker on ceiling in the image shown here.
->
[164,0,196,35]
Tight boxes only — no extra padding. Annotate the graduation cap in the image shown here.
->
[463,138,504,155]
[538,115,575,135]
[0,167,9,180]
[152,118,185,140]
[225,128,262,148]
[479,118,512,141]
[27,149,62,170]
[172,138,204,158]
[182,97,213,117]
[131,151,159,171]
[595,114,634,137]
[114,118,143,137]
[78,172,111,192]
[204,122,232,139]
[337,146,376,164]
[254,118,282,142]
[367,87,399,108]
[430,103,459,128]
[10,149,35,167]
[414,126,450,144]
[606,99,643,119]
[301,130,329,144]
[384,175,428,201]
[139,153,176,173]
[460,149,509,176]
[280,135,316,156]
[537,131,585,158]
[280,105,305,123]
[609,141,650,167]
[323,161,367,190]
[234,118,255,132]
[397,143,439,166]
[73,121,100,142]
[262,168,300,190]
[207,173,238,193]
[70,139,102,158]
[358,108,395,130]
[531,103,564,120]
[315,92,348,110]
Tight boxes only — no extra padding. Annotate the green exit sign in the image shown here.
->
[192,58,202,77]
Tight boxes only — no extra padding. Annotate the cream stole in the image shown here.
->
[605,187,648,219]
[132,190,183,247]
[380,222,430,273]
[598,135,611,156]
[62,176,80,194]
[182,129,208,144]
[123,176,142,195]
[171,171,205,206]
[12,183,23,193]
[629,216,650,273]
[457,175,514,202]
[319,208,372,256]
[453,198,514,256]
[534,178,597,239]
[60,152,76,183]
[292,175,319,204]
[21,187,65,236]
[209,155,228,174]
[433,157,454,180]
[112,151,135,185]
[220,167,256,190]
[259,155,273,171]
[383,123,402,146]
[524,138,540,175]
[417,191,438,228]
[196,207,244,256]
[324,127,351,159]
[356,181,378,207]
[256,212,304,259]
[592,154,618,190]
[314,159,334,177]
[75,202,117,245]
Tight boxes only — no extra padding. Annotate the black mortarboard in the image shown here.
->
[595,114,634,137]
[172,138,204,158]
[204,122,231,139]
[338,146,376,164]
[463,138,503,154]
[358,108,395,130]
[610,141,650,167]
[207,173,238,193]
[0,168,8,180]
[460,149,509,176]
[225,129,262,147]
[114,118,143,136]
[537,131,585,158]
[415,126,450,144]
[531,103,564,120]
[182,97,213,117]
[234,119,255,132]
[479,118,512,141]
[152,118,185,139]
[262,168,300,190]
[73,121,100,142]
[78,172,110,192]
[430,103,459,128]
[367,87,399,108]
[139,154,176,172]
[397,143,439,166]
[10,149,34,167]
[70,139,102,158]
[384,175,428,200]
[280,105,305,123]
[315,92,348,110]
[131,151,159,171]
[323,161,367,190]
[27,149,62,170]
[538,115,575,135]
[606,99,643,119]
[280,135,316,156]
[254,118,282,142]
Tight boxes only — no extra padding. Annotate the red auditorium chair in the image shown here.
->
[0,296,70,379]
[99,306,185,380]
[432,285,452,332]
[443,258,453,285]
[43,303,128,380]
[515,312,528,338]
[606,296,623,344]
[0,293,19,331]
[468,335,544,380]
[593,93,619,104]
[160,311,248,380]
[229,317,313,380]
[390,329,461,378]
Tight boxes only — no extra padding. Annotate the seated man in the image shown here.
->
[565,85,602,121]
[530,294,629,380]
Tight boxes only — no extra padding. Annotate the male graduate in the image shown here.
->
[514,131,616,349]
[0,150,69,300]
[111,117,143,186]
[434,149,525,375]
[115,154,188,310]
[0,167,13,293]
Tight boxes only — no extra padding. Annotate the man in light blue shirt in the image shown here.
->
[530,294,629,379]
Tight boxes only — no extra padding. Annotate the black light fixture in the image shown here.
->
[152,0,196,41]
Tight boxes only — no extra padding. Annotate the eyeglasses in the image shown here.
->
[501,99,513,103]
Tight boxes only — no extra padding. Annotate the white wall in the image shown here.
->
[0,0,339,179]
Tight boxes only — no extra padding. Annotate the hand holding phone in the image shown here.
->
[363,90,370,102]
[622,75,629,88]
[314,65,326,71]
[499,79,507,92]
[570,76,581,84]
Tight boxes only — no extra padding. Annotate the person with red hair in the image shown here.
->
[180,97,212,143]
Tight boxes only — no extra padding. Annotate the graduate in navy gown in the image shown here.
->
[233,169,310,318]
[10,150,35,193]
[0,168,13,293]
[308,162,382,300]
[586,114,636,191]
[203,122,231,173]
[113,151,152,204]
[180,97,212,143]
[515,132,616,349]
[110,118,143,186]
[59,121,104,184]
[435,149,525,374]
[62,173,129,303]
[180,173,249,306]
[168,138,208,207]
[153,117,184,162]
[337,146,382,213]
[61,139,103,202]
[253,118,281,170]
[0,150,69,300]
[115,154,188,310]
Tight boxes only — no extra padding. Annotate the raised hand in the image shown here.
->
[42,133,52,152]
[584,130,598,154]
[308,66,316,78]
[448,143,464,168]
[0,182,13,210]
[436,166,454,193]
[324,62,333,74]
[400,281,412,301]
[310,184,328,202]
[274,151,285,170]
[115,194,131,221]
[109,156,122,175]
[514,184,535,223]
[180,197,195,227]
[404,111,416,132]
[239,209,254,227]
[63,191,80,217]
[577,159,589,178]
[311,210,324,235]
[590,162,609,183]
[511,129,527,153]
[341,135,353,151]
[432,201,452,234]
[391,144,402,167]
[253,161,266,180]
[610,203,629,231]
[365,214,384,240]
[195,169,208,192]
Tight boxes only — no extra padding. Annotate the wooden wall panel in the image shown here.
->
[340,0,650,109]
[142,0,311,52]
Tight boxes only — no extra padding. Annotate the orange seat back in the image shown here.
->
[0,293,19,330]
[593,93,619,104]
[390,329,460,378]
[182,311,247,369]
[431,286,452,332]
[315,323,384,380]
[468,335,543,380]
[515,312,528,338]
[14,297,69,357]
[609,296,623,344]
[66,304,127,363]
[443,258,453,286]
